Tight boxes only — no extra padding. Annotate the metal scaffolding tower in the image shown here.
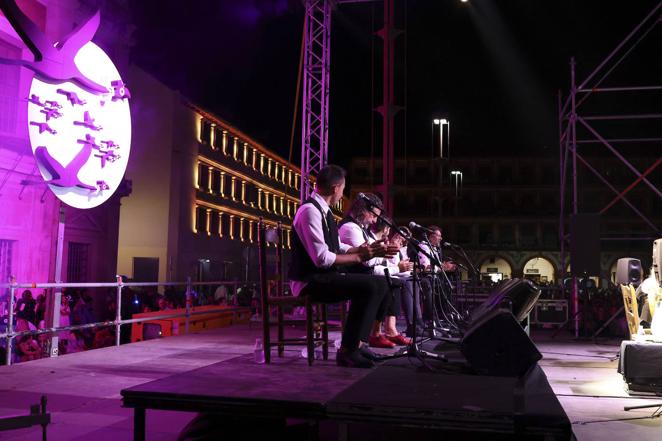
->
[559,1,662,337]
[300,0,332,200]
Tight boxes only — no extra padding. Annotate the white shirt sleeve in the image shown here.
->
[418,243,431,268]
[339,222,387,269]
[292,203,337,269]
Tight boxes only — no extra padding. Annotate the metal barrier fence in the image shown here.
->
[0,277,255,366]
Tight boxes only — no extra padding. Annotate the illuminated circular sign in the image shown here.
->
[27,42,131,209]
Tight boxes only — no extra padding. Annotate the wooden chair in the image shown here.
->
[620,284,639,339]
[258,220,329,366]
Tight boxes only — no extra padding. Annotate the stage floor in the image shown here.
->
[0,324,660,440]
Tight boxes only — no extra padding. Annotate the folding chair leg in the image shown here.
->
[306,298,314,366]
[277,304,285,357]
[322,304,329,360]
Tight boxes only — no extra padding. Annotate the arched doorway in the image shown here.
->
[479,256,513,283]
[523,256,556,284]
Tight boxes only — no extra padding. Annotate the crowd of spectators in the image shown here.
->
[0,282,243,365]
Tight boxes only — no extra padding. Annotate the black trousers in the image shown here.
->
[377,277,402,320]
[300,272,387,350]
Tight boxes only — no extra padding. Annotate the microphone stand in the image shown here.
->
[362,205,446,365]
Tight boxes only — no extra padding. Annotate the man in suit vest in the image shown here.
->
[289,165,394,368]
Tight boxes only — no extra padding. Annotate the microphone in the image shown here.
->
[442,241,460,248]
[408,221,434,234]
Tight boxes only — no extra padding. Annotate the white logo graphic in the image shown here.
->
[27,42,131,209]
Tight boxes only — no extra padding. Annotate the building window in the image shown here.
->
[264,191,271,212]
[239,218,245,241]
[67,242,89,283]
[229,215,235,239]
[200,120,212,144]
[212,127,221,150]
[247,220,254,242]
[0,40,20,134]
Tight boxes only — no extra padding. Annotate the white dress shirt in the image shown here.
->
[338,221,399,276]
[289,192,351,296]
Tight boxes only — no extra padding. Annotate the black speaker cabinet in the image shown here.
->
[570,214,601,276]
[461,308,542,377]
[616,258,642,286]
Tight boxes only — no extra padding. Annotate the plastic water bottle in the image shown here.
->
[254,338,265,364]
[300,345,323,360]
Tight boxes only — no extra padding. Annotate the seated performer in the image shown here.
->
[338,194,411,348]
[289,165,392,368]
[386,227,424,337]
[414,225,456,324]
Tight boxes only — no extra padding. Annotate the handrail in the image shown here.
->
[1,278,256,366]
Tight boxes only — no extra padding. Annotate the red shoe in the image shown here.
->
[386,334,412,346]
[368,334,396,348]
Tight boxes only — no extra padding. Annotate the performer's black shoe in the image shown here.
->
[336,348,375,368]
[359,345,388,362]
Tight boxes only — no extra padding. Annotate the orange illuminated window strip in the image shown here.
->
[279,197,284,216]
[209,123,216,148]
[257,189,263,209]
[239,218,245,242]
[194,161,200,189]
[194,200,292,238]
[192,204,198,233]
[233,138,239,161]
[252,149,257,170]
[222,131,228,155]
[286,229,291,249]
[243,143,249,165]
[288,170,293,187]
[267,158,273,178]
[241,180,247,204]
[207,167,213,193]
[248,220,254,243]
[260,154,265,174]
[286,201,292,218]
[205,209,212,236]
[219,172,226,197]
[231,177,237,201]
[196,157,301,206]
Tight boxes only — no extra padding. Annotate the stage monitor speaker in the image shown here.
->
[461,308,542,377]
[570,214,601,276]
[653,238,662,283]
[471,278,541,322]
[616,258,642,287]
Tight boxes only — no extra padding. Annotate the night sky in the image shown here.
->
[129,0,662,167]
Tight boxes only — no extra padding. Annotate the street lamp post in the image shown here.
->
[432,118,450,159]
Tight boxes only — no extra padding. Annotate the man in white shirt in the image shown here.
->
[289,165,392,368]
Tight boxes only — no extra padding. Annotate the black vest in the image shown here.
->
[289,198,340,282]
